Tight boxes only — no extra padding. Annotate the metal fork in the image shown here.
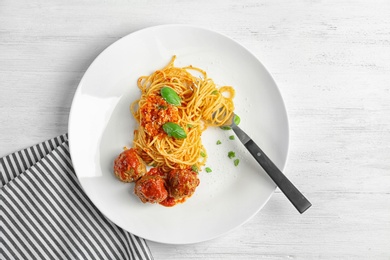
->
[224,114,312,214]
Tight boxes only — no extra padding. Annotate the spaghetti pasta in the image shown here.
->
[130,56,235,174]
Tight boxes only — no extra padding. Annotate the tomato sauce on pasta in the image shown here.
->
[131,56,235,173]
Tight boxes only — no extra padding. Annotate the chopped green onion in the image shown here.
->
[229,135,235,140]
[200,151,206,157]
[187,124,194,128]
[233,114,241,126]
[191,165,199,173]
[205,167,212,173]
[228,151,235,159]
[234,159,240,166]
[211,90,219,95]
[220,114,241,130]
[220,126,231,130]
[216,140,222,145]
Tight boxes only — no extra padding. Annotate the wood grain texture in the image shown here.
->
[1,0,389,259]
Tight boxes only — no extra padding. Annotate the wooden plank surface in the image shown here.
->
[1,0,389,259]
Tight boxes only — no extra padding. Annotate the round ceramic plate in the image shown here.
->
[68,24,289,244]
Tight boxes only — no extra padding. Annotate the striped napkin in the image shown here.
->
[0,134,153,260]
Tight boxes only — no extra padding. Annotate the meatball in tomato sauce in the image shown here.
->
[167,169,200,200]
[113,148,146,182]
[134,175,168,204]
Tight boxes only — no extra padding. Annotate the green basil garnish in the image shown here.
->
[162,122,187,139]
[160,87,181,106]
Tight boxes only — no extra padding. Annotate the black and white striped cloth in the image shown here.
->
[0,134,153,260]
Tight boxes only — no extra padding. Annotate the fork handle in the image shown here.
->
[245,140,312,214]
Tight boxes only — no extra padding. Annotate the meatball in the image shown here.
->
[113,148,146,182]
[167,169,200,200]
[134,175,168,203]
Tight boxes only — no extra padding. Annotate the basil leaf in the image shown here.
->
[161,87,181,106]
[162,122,187,139]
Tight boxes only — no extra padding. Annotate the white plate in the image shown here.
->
[68,24,289,244]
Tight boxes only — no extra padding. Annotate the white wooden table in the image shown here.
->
[1,0,389,259]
